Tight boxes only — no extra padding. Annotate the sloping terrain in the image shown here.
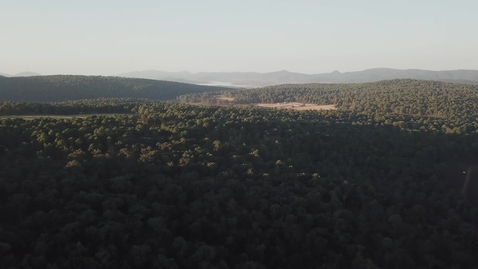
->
[0,75,230,102]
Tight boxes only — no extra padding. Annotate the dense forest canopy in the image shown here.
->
[1,79,478,268]
[0,99,139,116]
[179,79,478,122]
[0,75,229,102]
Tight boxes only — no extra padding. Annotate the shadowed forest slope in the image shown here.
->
[1,100,478,268]
[0,75,230,102]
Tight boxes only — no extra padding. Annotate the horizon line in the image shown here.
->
[2,67,478,77]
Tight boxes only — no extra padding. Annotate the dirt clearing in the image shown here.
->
[215,95,235,101]
[256,102,337,111]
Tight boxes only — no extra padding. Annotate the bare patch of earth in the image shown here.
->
[215,95,235,101]
[256,102,337,111]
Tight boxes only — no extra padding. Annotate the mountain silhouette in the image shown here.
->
[119,68,478,87]
[14,71,42,77]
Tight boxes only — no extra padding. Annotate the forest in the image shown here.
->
[178,79,478,122]
[1,79,478,268]
[0,75,229,102]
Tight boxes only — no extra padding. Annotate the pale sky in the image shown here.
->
[1,0,478,75]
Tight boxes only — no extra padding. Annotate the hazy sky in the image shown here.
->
[1,0,478,75]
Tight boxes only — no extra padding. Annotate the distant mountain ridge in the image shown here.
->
[0,71,43,77]
[3,68,478,86]
[14,71,42,77]
[118,68,478,86]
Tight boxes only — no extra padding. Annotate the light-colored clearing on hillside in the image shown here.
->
[215,95,235,101]
[256,102,337,111]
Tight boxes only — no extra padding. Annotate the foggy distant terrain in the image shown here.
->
[119,68,478,86]
[4,68,478,85]
[0,72,43,77]
[14,71,42,77]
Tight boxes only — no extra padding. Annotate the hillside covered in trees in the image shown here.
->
[1,92,478,268]
[0,75,229,102]
[179,79,478,123]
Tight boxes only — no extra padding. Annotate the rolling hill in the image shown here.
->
[0,75,230,102]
